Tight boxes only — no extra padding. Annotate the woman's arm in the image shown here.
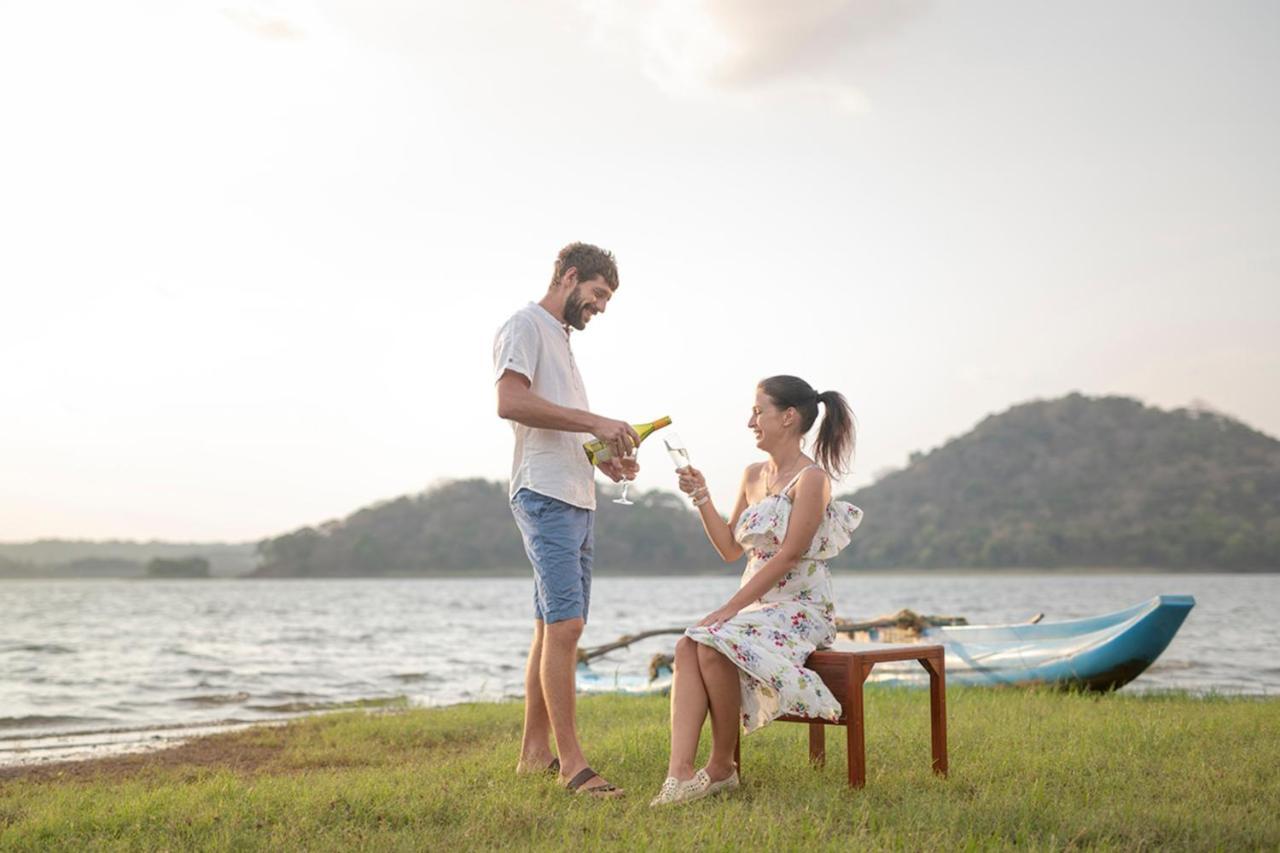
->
[678,465,750,563]
[698,467,830,625]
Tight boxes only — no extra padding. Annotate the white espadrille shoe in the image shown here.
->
[649,776,686,807]
[650,770,719,807]
[703,767,740,797]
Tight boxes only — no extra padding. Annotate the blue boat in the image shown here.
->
[577,595,1195,694]
[842,594,1196,690]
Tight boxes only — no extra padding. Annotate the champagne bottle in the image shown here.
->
[583,416,672,465]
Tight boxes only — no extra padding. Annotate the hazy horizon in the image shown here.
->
[4,1,1278,541]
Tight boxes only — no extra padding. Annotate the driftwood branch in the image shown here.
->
[577,627,688,664]
[834,608,969,634]
[577,609,979,669]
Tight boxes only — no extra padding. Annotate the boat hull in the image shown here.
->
[837,595,1196,691]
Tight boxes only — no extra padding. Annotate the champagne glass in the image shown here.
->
[666,433,702,507]
[613,448,637,506]
[664,432,691,473]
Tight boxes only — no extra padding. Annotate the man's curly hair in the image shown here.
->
[549,242,619,291]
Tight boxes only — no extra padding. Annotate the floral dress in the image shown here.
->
[685,468,864,734]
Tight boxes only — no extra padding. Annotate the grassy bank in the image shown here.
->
[1,689,1277,850]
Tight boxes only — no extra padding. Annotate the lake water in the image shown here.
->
[2,573,1276,765]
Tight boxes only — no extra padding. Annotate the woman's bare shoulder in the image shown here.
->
[737,462,765,501]
[792,465,832,499]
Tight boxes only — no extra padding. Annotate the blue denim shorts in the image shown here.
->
[511,488,594,624]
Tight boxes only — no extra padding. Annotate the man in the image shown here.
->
[493,242,639,798]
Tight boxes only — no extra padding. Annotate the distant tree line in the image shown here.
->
[252,479,720,576]
[146,557,211,578]
[0,555,216,579]
[0,556,145,579]
[0,541,256,577]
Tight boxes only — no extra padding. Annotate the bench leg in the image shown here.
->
[809,723,825,767]
[920,654,948,777]
[846,660,866,788]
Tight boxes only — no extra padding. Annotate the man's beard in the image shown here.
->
[563,286,589,330]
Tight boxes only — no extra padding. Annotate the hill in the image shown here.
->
[836,394,1280,570]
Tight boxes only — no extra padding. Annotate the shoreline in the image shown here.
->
[0,717,298,774]
[0,699,426,773]
[0,703,474,782]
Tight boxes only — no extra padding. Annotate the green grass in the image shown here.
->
[1,689,1277,851]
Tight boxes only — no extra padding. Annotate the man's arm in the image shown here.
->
[496,370,639,459]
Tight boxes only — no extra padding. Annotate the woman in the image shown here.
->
[650,375,863,807]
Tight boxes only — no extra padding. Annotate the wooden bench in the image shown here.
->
[734,642,948,788]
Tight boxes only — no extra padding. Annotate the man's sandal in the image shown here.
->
[565,767,624,798]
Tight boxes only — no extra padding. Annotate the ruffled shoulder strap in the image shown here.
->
[781,464,826,499]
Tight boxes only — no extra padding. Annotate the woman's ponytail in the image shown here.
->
[813,390,855,477]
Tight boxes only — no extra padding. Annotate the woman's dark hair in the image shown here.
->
[758,375,856,477]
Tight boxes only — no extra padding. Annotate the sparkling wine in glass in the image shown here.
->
[664,433,691,472]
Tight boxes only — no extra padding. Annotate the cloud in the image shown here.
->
[220,1,310,39]
[581,0,927,107]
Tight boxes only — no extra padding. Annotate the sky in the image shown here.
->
[2,0,1278,543]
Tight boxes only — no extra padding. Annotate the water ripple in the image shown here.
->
[3,643,74,655]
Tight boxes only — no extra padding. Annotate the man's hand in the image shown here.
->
[619,455,639,479]
[597,456,640,483]
[591,417,641,461]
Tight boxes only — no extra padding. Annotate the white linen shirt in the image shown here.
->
[493,302,596,511]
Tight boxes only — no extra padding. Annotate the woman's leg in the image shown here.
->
[667,636,709,779]
[696,643,742,781]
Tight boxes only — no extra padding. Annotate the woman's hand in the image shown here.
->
[677,466,708,501]
[696,602,740,628]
